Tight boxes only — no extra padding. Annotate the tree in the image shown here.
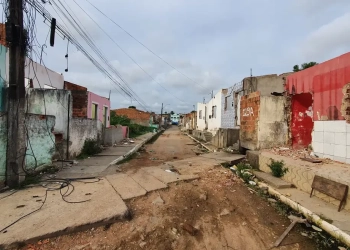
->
[128,106,136,109]
[170,111,175,115]
[293,62,318,72]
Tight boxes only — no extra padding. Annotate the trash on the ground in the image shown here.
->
[73,160,79,164]
[312,225,322,232]
[268,198,277,203]
[301,232,309,237]
[85,193,92,196]
[182,223,197,236]
[16,205,25,208]
[165,170,173,173]
[152,195,164,205]
[249,181,257,186]
[220,208,230,216]
[274,216,307,247]
[279,147,289,151]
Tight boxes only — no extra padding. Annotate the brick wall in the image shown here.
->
[71,91,88,118]
[64,81,88,117]
[240,91,260,150]
[0,23,6,47]
[64,81,87,91]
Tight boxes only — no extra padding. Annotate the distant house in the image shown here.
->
[64,81,110,127]
[112,107,151,127]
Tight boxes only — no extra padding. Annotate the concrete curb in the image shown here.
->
[185,133,214,152]
[258,182,350,248]
[108,130,163,166]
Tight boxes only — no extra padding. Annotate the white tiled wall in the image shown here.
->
[312,121,349,163]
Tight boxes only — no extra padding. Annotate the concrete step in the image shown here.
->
[131,169,168,192]
[253,171,293,189]
[106,173,147,200]
[143,167,199,184]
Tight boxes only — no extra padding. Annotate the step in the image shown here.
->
[131,169,168,192]
[106,173,147,200]
[253,171,293,189]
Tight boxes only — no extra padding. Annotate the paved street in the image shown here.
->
[16,127,318,250]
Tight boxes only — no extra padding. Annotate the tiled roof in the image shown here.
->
[112,108,150,121]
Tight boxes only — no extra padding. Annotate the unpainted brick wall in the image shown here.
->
[64,81,88,118]
[64,81,88,91]
[240,91,260,149]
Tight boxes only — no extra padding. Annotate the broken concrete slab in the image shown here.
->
[0,178,129,248]
[246,150,260,169]
[143,167,199,184]
[131,170,168,192]
[253,171,292,189]
[107,173,147,200]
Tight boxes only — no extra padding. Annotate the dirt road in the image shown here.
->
[23,127,317,250]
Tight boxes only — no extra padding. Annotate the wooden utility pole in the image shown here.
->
[6,0,26,187]
[160,103,163,126]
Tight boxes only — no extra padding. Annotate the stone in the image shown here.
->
[220,208,230,216]
[171,228,178,235]
[285,193,291,197]
[199,193,207,201]
[242,222,247,226]
[268,198,277,203]
[249,181,256,186]
[139,241,147,248]
[152,196,164,205]
[312,225,322,232]
[301,232,308,237]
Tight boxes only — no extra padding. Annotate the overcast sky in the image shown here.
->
[27,0,350,114]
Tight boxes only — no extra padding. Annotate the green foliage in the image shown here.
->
[293,62,318,72]
[128,106,136,109]
[236,162,253,183]
[268,159,288,177]
[110,111,153,138]
[78,139,102,159]
[170,111,174,115]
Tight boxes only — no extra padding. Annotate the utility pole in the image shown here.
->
[6,0,26,187]
[160,103,163,126]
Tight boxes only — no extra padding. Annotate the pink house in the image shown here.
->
[64,81,110,127]
[87,91,110,127]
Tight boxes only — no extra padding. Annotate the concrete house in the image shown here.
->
[239,73,292,151]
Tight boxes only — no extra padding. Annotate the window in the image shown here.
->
[199,110,202,119]
[91,103,98,120]
[102,106,108,126]
[224,97,228,110]
[212,106,217,118]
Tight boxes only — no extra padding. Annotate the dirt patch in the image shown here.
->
[21,167,317,250]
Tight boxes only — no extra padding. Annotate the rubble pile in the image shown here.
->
[267,147,315,160]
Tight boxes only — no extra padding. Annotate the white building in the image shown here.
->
[196,83,243,135]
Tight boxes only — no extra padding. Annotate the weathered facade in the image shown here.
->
[286,52,350,163]
[240,91,288,150]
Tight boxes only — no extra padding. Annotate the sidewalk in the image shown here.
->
[55,131,158,179]
[0,135,243,248]
[250,150,350,239]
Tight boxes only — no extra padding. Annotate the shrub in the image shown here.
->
[79,139,102,158]
[236,162,253,183]
[268,159,288,177]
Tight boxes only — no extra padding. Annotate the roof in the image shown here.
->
[112,108,150,121]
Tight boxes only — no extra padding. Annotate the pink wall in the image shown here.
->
[87,91,110,127]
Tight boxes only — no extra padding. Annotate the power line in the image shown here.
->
[84,0,207,91]
[72,0,189,104]
[27,0,150,110]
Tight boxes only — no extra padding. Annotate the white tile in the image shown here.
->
[323,132,334,144]
[346,158,350,164]
[347,133,350,145]
[323,143,334,155]
[334,132,347,145]
[313,121,324,132]
[323,154,334,160]
[334,144,346,157]
[347,146,350,158]
[334,156,346,163]
[346,123,350,133]
[325,121,346,133]
[312,142,323,154]
[312,131,323,143]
